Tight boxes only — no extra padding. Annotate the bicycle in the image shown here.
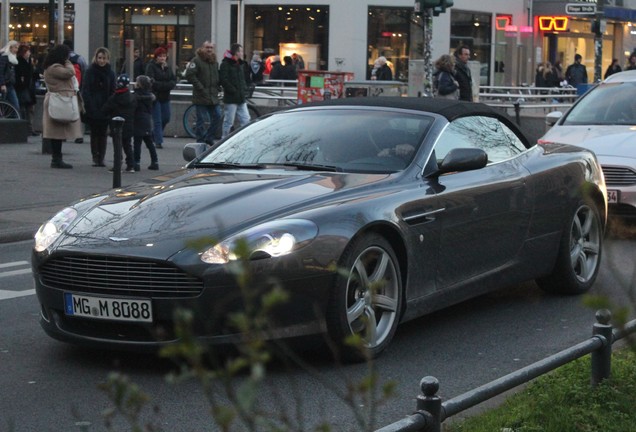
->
[0,96,21,119]
[183,101,260,139]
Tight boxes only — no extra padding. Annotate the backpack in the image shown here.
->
[69,53,82,87]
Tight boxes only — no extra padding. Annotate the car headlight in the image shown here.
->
[34,207,78,252]
[200,219,319,264]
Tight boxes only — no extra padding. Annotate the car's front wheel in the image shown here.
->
[326,234,402,362]
[537,202,602,295]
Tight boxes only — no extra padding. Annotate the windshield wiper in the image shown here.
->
[192,162,266,170]
[272,163,343,172]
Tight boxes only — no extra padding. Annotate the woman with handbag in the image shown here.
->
[433,54,460,100]
[81,47,116,167]
[42,44,82,169]
[0,40,20,111]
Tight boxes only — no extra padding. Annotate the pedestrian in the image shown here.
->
[371,56,392,81]
[119,48,145,80]
[249,53,265,85]
[604,58,622,79]
[281,55,298,81]
[184,41,222,145]
[132,75,159,171]
[453,45,473,101]
[0,40,20,112]
[268,55,283,80]
[102,74,136,173]
[41,43,82,169]
[81,47,116,167]
[219,43,251,139]
[63,40,88,143]
[432,54,459,100]
[291,52,305,70]
[565,54,588,87]
[625,53,636,71]
[14,44,38,135]
[145,47,176,149]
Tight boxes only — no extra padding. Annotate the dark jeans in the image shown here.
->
[194,104,221,144]
[133,135,158,166]
[152,99,171,145]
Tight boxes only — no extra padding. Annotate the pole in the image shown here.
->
[593,1,605,82]
[110,117,125,188]
[48,0,55,45]
[57,0,65,44]
[423,8,433,97]
[1,0,9,47]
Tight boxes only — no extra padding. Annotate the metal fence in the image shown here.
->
[376,310,636,432]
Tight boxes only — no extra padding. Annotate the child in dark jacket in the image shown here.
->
[133,75,159,171]
[102,74,136,172]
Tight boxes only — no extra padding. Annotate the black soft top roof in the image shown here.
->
[290,97,500,122]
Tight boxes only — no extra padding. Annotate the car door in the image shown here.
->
[431,115,533,289]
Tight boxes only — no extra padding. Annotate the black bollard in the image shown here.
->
[110,116,125,188]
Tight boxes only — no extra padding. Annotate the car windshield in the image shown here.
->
[199,109,433,173]
[563,82,636,126]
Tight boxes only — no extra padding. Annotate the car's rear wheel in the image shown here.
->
[326,234,402,362]
[537,202,602,295]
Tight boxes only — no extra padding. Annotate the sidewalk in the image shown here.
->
[0,134,196,244]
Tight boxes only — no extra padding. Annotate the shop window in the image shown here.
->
[240,5,329,71]
[106,5,195,76]
[368,7,420,82]
[2,4,75,53]
[450,10,492,86]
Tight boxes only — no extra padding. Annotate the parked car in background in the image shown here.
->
[33,98,607,361]
[540,70,636,219]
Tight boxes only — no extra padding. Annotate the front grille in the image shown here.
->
[40,255,203,298]
[602,166,636,186]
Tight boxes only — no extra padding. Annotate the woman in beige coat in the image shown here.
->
[42,44,82,168]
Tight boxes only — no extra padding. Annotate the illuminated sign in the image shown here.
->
[538,16,569,31]
[496,15,511,31]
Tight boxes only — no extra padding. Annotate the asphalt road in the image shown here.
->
[1,233,634,431]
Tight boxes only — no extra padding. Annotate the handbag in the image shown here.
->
[48,92,80,123]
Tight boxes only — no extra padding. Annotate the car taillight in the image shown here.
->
[537,139,554,145]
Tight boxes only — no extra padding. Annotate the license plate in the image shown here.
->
[64,293,152,323]
[607,189,620,204]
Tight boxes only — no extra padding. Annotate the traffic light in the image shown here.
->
[418,0,442,9]
[433,0,454,16]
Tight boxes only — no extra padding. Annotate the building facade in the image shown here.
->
[2,0,635,88]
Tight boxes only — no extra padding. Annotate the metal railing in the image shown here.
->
[376,310,636,432]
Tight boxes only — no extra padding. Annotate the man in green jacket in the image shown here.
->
[219,43,250,139]
[185,41,221,144]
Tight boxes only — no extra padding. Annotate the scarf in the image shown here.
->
[2,52,18,65]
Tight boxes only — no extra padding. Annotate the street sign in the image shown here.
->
[565,3,597,15]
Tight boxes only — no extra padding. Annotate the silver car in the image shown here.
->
[540,70,636,218]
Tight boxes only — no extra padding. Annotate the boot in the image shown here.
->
[97,135,108,167]
[50,140,73,169]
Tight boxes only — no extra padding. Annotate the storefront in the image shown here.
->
[532,0,636,82]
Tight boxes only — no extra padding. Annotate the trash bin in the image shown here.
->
[297,71,354,104]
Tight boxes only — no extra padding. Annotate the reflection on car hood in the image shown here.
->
[56,168,390,258]
[542,125,636,159]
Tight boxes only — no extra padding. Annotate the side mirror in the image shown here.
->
[545,111,563,126]
[183,142,209,162]
[433,148,488,176]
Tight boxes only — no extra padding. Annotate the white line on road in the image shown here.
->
[0,289,35,300]
[0,268,32,278]
[0,260,29,269]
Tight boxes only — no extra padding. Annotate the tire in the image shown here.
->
[537,202,603,295]
[0,101,20,119]
[326,233,402,362]
[183,104,206,139]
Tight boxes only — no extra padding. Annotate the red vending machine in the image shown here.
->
[297,71,355,104]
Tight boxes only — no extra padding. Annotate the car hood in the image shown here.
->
[54,168,391,259]
[541,125,636,160]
